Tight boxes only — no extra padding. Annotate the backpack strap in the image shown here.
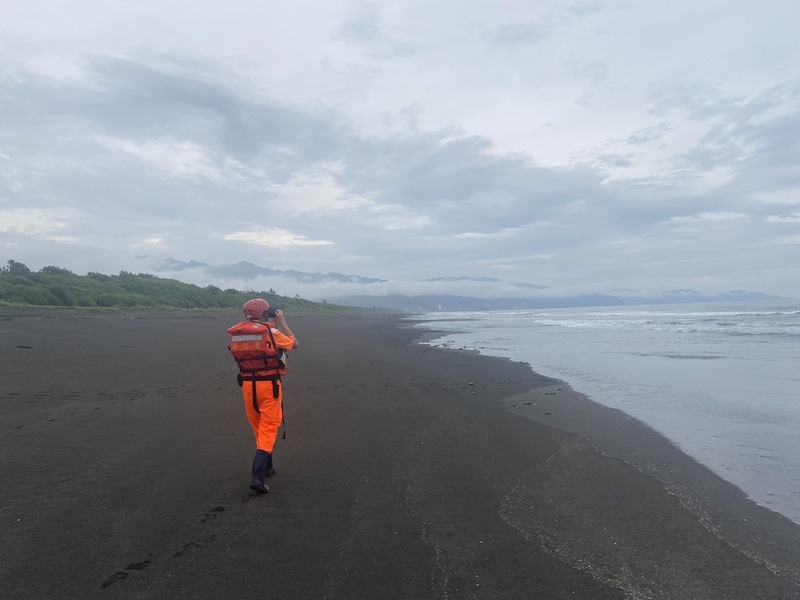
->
[264,325,282,399]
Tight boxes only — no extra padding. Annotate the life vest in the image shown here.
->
[227,320,287,400]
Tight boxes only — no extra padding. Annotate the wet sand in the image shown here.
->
[1,308,799,599]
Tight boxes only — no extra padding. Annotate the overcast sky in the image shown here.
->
[2,0,799,299]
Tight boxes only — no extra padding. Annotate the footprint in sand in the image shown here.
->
[172,534,219,558]
[200,505,225,523]
[99,559,152,589]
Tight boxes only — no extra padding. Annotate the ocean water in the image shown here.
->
[413,302,800,524]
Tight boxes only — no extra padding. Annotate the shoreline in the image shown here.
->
[411,310,800,527]
[2,310,799,598]
[406,315,800,574]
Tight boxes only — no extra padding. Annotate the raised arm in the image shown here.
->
[274,310,299,348]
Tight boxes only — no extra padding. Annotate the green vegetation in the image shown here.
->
[0,260,350,313]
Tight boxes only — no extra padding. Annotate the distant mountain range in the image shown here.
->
[155,257,386,285]
[328,290,783,311]
[423,276,548,289]
[152,258,786,310]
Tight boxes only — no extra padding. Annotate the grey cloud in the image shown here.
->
[566,0,612,18]
[10,57,609,278]
[566,57,609,86]
[3,48,799,296]
[0,57,354,228]
[94,58,344,164]
[3,58,343,167]
[484,22,554,47]
[336,3,420,58]
[668,81,800,197]
[648,84,746,121]
[737,88,800,177]
[593,153,635,168]
[336,132,605,231]
[485,1,611,49]
[337,3,384,44]
[624,122,672,146]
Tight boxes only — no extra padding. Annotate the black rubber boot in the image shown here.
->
[265,453,275,478]
[249,449,271,494]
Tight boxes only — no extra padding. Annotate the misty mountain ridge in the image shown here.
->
[155,257,386,285]
[329,290,783,311]
[424,276,548,290]
[155,257,546,290]
[152,258,785,310]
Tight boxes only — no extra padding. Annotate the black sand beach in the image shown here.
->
[1,309,799,599]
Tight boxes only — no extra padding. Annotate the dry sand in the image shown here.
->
[1,308,799,599]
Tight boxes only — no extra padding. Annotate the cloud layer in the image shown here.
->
[2,1,799,298]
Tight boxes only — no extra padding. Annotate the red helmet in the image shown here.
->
[243,298,270,321]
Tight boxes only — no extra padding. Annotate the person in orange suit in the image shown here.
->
[228,299,299,494]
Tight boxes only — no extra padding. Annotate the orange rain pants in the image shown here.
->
[243,380,283,453]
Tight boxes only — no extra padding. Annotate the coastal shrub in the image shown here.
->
[20,286,55,306]
[95,293,126,307]
[0,259,355,313]
[47,285,73,306]
[41,266,75,276]
[1,260,31,275]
